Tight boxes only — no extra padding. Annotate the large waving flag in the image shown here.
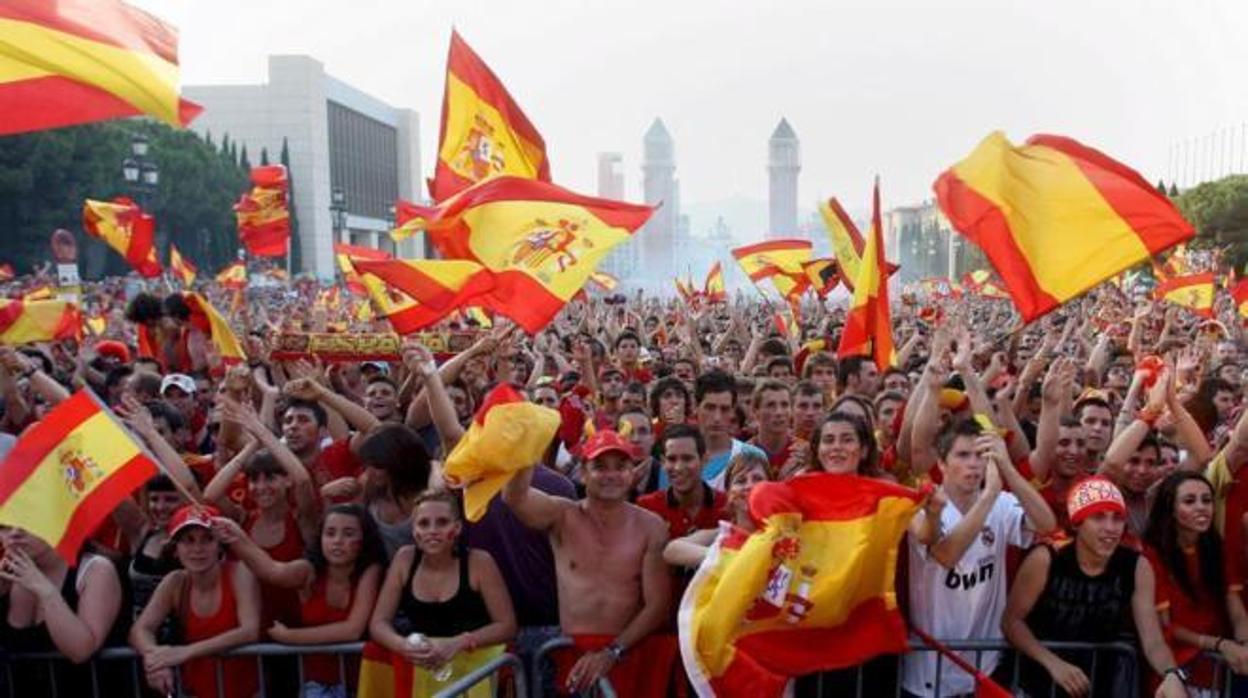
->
[934,132,1195,322]
[361,176,653,333]
[389,198,437,242]
[838,179,895,369]
[732,240,813,300]
[82,197,162,278]
[1233,279,1248,319]
[429,30,550,203]
[703,262,726,303]
[234,165,291,258]
[184,292,246,364]
[443,383,561,521]
[0,0,201,136]
[351,258,500,331]
[169,245,196,287]
[334,242,391,297]
[1155,272,1215,319]
[0,299,82,344]
[0,390,158,562]
[680,473,922,697]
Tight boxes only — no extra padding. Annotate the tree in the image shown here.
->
[1156,179,1166,194]
[259,147,269,166]
[239,145,251,171]
[1174,175,1248,271]
[1169,183,1179,197]
[280,137,302,273]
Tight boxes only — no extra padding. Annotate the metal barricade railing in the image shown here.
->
[532,637,617,698]
[433,651,527,698]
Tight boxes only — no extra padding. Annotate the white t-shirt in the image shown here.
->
[902,492,1032,697]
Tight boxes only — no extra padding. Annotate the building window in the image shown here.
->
[327,101,399,220]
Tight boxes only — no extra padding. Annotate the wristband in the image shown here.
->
[1137,406,1162,427]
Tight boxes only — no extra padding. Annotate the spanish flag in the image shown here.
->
[802,258,839,298]
[704,262,727,303]
[961,269,1010,300]
[818,197,898,293]
[1233,279,1248,319]
[429,30,550,203]
[234,165,291,258]
[0,299,82,345]
[169,245,196,287]
[389,198,438,243]
[0,390,158,562]
[353,259,499,332]
[675,276,697,304]
[732,239,813,300]
[215,262,247,290]
[21,285,53,302]
[1155,272,1215,319]
[589,271,618,293]
[335,242,391,297]
[184,292,246,364]
[358,273,438,336]
[443,383,560,521]
[0,0,201,136]
[837,180,895,370]
[934,132,1195,322]
[82,197,162,278]
[679,473,922,698]
[360,176,653,334]
[356,640,505,698]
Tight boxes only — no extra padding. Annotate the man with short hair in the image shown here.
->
[689,370,766,489]
[504,430,673,696]
[637,424,725,539]
[619,409,661,498]
[748,379,800,476]
[1076,396,1115,465]
[621,381,647,414]
[802,352,838,397]
[881,367,911,397]
[363,375,401,422]
[613,331,653,384]
[791,380,825,442]
[765,356,795,384]
[595,366,627,430]
[838,355,880,398]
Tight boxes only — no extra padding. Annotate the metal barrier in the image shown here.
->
[433,651,527,698]
[531,637,617,698]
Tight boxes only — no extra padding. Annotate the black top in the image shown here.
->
[394,549,492,638]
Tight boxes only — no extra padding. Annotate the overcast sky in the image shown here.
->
[140,0,1248,217]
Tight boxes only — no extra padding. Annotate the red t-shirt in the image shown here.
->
[310,438,363,491]
[637,484,727,539]
[1145,544,1234,685]
[750,435,799,475]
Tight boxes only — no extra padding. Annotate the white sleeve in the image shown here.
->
[996,493,1032,548]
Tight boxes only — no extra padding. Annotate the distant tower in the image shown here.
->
[768,118,800,239]
[597,152,624,199]
[642,118,677,282]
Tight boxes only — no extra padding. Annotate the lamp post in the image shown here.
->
[118,133,160,274]
[330,186,348,244]
[386,203,397,254]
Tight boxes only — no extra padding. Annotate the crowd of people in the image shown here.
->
[1,270,1247,698]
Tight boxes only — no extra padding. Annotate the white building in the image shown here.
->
[641,118,678,283]
[768,118,800,239]
[184,55,423,278]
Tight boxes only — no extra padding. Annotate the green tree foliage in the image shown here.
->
[239,145,251,171]
[0,120,248,278]
[259,147,270,166]
[1175,175,1248,271]
[280,137,302,273]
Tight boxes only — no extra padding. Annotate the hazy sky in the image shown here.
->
[140,0,1248,217]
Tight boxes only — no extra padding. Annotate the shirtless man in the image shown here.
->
[503,429,671,695]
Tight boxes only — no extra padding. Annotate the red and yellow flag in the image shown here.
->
[961,269,1010,300]
[732,239,813,300]
[215,261,247,290]
[389,198,438,242]
[0,0,201,136]
[1154,272,1215,319]
[802,258,839,298]
[0,299,82,344]
[679,473,922,697]
[443,383,561,521]
[82,197,162,278]
[1232,279,1248,319]
[0,390,158,562]
[429,30,550,203]
[352,258,499,331]
[169,245,196,287]
[589,271,618,293]
[933,132,1195,322]
[818,197,898,292]
[838,180,895,369]
[21,285,52,302]
[335,242,391,297]
[363,176,653,333]
[234,165,290,258]
[357,639,505,698]
[184,292,245,364]
[675,276,697,304]
[703,262,726,303]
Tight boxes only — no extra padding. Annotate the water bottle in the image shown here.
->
[406,633,453,682]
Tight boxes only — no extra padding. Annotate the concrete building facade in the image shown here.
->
[184,55,422,279]
[768,118,800,239]
[641,118,678,283]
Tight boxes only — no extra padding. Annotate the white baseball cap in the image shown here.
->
[160,373,196,396]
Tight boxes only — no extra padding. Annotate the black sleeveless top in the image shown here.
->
[1020,544,1139,698]
[394,549,492,638]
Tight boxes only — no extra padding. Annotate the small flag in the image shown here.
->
[0,390,158,562]
[0,299,82,345]
[802,258,840,298]
[837,179,895,369]
[818,197,898,292]
[1233,279,1248,319]
[732,240,813,300]
[703,262,726,303]
[82,197,162,278]
[1154,272,1215,318]
[234,165,291,258]
[215,262,247,290]
[934,132,1195,322]
[169,245,196,287]
[184,292,246,364]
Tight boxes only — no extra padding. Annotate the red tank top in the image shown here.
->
[247,511,304,631]
[178,563,258,698]
[299,575,358,686]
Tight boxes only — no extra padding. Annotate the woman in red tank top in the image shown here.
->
[216,504,385,695]
[129,505,261,698]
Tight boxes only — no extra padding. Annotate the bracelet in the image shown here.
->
[1137,406,1162,427]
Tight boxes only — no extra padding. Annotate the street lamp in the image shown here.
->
[330,186,348,242]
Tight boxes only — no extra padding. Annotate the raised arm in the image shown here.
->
[927,446,1003,569]
[989,434,1056,535]
[501,465,572,532]
[403,341,464,449]
[1031,358,1075,482]
[115,395,203,500]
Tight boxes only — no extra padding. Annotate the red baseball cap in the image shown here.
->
[95,340,130,363]
[580,430,640,462]
[167,504,221,538]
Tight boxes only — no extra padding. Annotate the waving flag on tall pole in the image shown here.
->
[934,132,1195,322]
[234,165,291,258]
[82,197,162,278]
[703,262,726,303]
[169,245,196,287]
[802,258,840,298]
[679,473,922,698]
[358,176,652,334]
[837,178,895,369]
[818,197,898,292]
[0,0,201,136]
[732,240,813,300]
[429,30,550,203]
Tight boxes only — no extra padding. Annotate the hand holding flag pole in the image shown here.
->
[113,394,204,508]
